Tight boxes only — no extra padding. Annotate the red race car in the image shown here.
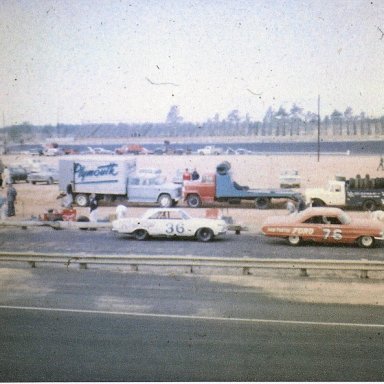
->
[261,207,384,248]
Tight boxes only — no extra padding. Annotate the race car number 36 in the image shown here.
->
[166,223,185,234]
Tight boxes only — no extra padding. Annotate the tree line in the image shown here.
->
[3,104,384,144]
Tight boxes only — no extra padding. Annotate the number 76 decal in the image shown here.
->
[323,228,342,240]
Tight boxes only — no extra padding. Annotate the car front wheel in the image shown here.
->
[358,236,375,248]
[288,235,301,246]
[196,228,214,242]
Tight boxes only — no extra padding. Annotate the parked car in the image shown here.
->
[8,166,29,183]
[261,207,384,248]
[279,169,301,188]
[112,207,227,241]
[28,167,59,184]
[137,168,162,176]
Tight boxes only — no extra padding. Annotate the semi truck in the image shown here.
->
[183,161,302,208]
[304,175,384,211]
[59,157,182,207]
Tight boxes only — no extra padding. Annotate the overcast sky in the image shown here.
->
[1,0,384,126]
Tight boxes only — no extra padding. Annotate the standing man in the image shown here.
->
[89,193,99,223]
[191,168,200,181]
[0,159,4,188]
[6,183,17,217]
[182,168,191,182]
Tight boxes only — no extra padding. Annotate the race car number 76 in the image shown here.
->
[323,228,342,240]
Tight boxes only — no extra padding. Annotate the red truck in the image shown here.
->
[183,162,301,209]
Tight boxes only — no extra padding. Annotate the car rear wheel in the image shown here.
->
[358,236,375,248]
[196,227,214,242]
[187,194,202,208]
[158,194,172,208]
[288,235,301,246]
[134,229,149,241]
[77,215,90,231]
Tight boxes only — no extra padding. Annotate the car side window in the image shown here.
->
[304,216,323,224]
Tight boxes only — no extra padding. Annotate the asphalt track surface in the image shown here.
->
[1,268,384,381]
[0,226,383,260]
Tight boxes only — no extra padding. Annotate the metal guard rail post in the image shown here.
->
[0,252,383,279]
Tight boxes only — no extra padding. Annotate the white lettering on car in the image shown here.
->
[291,227,315,235]
[322,228,343,240]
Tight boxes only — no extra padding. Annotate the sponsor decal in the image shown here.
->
[74,162,119,182]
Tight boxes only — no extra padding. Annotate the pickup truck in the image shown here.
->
[305,175,384,211]
[59,157,182,207]
[183,161,301,208]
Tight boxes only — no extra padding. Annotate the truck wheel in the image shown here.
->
[362,200,376,211]
[187,194,202,208]
[158,194,172,208]
[358,236,375,248]
[134,229,149,241]
[288,235,301,246]
[75,194,89,207]
[196,227,214,242]
[311,199,325,207]
[255,197,270,209]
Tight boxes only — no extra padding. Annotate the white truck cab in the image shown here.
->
[305,180,346,206]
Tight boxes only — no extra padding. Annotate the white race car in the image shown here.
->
[112,208,227,241]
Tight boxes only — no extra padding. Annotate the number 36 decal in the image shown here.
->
[166,223,185,234]
[323,228,342,240]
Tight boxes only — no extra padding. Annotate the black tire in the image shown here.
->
[158,194,172,208]
[32,181,36,185]
[362,200,376,211]
[288,235,301,246]
[255,197,270,209]
[196,227,214,242]
[358,236,375,248]
[311,199,326,207]
[134,229,149,241]
[77,215,90,231]
[47,177,53,185]
[187,194,202,208]
[75,194,89,207]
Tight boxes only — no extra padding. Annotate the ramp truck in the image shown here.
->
[183,161,302,209]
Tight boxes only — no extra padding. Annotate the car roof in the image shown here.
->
[142,208,186,217]
[301,207,345,216]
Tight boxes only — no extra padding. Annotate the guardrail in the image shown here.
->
[0,220,248,233]
[0,251,383,279]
